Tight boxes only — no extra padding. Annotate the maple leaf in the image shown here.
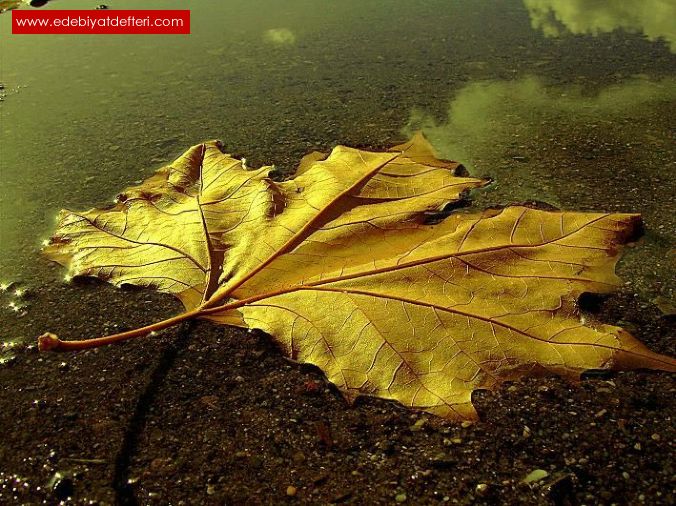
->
[38,134,675,420]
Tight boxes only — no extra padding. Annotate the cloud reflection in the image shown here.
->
[523,0,676,52]
[263,28,297,46]
[402,76,676,169]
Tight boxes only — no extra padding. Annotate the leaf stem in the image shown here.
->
[38,308,201,352]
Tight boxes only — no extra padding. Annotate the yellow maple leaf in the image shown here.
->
[39,133,675,420]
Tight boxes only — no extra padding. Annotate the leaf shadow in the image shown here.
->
[112,321,195,505]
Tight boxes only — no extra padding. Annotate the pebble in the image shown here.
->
[50,474,74,501]
[523,469,549,484]
[430,453,456,469]
[395,492,407,502]
[476,483,489,495]
[543,473,575,503]
[286,485,297,497]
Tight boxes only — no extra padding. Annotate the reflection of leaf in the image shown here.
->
[39,134,675,420]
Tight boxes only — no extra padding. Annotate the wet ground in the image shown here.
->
[0,0,674,504]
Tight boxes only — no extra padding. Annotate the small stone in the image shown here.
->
[149,457,173,474]
[52,475,74,501]
[651,433,661,441]
[0,355,16,366]
[312,473,328,485]
[395,492,407,503]
[409,418,427,432]
[206,484,216,495]
[461,421,473,428]
[622,472,630,480]
[430,453,456,469]
[292,451,306,464]
[652,296,676,316]
[62,412,78,421]
[286,485,297,497]
[331,491,353,503]
[634,442,642,450]
[199,395,219,408]
[594,409,607,418]
[543,473,575,503]
[303,379,321,394]
[476,483,489,495]
[523,469,549,485]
